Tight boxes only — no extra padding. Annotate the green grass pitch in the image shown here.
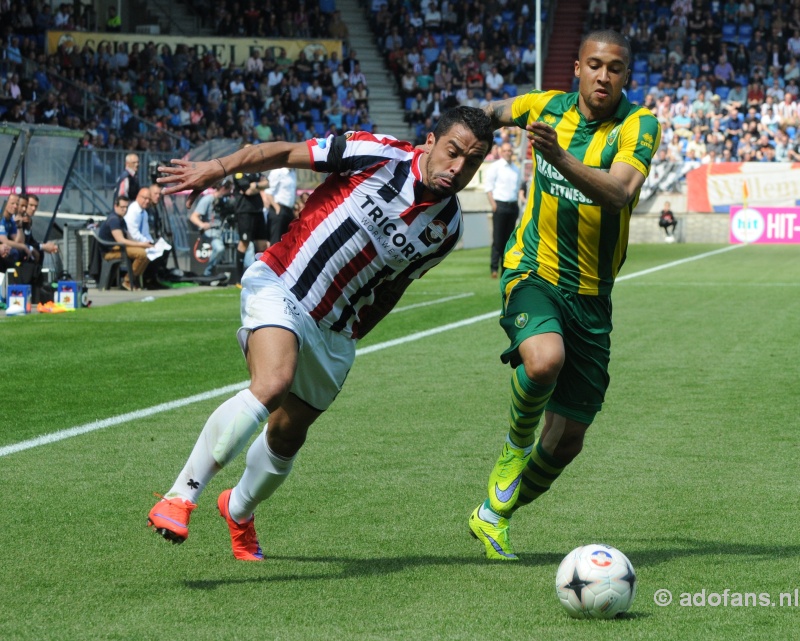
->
[1,244,798,640]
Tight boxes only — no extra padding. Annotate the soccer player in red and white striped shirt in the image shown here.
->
[148,107,494,560]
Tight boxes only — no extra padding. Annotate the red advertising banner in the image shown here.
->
[686,163,800,213]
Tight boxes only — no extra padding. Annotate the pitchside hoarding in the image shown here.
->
[729,206,800,244]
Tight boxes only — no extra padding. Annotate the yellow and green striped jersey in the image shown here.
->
[504,90,661,296]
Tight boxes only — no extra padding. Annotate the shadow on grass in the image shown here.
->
[184,551,563,589]
[183,537,800,591]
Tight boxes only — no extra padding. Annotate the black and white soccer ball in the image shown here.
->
[555,543,637,619]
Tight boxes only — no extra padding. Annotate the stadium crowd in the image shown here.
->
[0,0,372,156]
[368,0,800,165]
[2,0,800,170]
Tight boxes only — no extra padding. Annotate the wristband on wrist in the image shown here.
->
[214,158,227,178]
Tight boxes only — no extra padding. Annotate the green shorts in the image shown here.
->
[499,273,612,425]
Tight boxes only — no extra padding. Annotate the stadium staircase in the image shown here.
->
[337,0,408,139]
[542,1,588,93]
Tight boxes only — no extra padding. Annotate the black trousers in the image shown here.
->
[491,201,519,273]
[268,204,295,246]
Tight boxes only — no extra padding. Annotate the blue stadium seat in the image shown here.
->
[405,97,414,110]
[361,122,373,132]
[432,34,444,48]
[422,47,440,64]
[633,59,649,73]
[716,86,730,100]
[310,108,321,121]
[648,72,662,86]
[445,34,461,46]
[632,71,649,86]
[313,121,326,133]
[721,23,737,43]
[736,74,748,87]
[319,0,336,13]
[738,24,753,46]
[503,84,518,97]
[295,121,307,134]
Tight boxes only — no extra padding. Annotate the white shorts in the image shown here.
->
[237,260,355,411]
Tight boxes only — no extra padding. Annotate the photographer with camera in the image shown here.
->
[188,183,232,277]
[231,143,270,285]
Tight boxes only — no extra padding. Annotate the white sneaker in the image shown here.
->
[5,303,26,316]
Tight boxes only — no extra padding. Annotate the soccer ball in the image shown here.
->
[555,543,637,619]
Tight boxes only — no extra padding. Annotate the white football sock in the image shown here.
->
[228,426,295,523]
[165,389,268,503]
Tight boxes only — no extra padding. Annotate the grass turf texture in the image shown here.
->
[1,244,798,640]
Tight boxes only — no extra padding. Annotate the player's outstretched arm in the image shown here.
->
[158,142,312,207]
[482,97,518,129]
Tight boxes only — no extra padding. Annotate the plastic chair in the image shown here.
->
[90,230,137,290]
[721,23,738,43]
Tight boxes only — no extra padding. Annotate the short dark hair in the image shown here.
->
[579,30,632,68]
[114,195,130,207]
[433,106,494,149]
[28,194,39,203]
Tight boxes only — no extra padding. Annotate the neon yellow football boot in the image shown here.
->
[469,503,518,561]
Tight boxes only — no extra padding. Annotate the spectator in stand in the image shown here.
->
[728,82,747,109]
[115,153,141,203]
[714,54,735,87]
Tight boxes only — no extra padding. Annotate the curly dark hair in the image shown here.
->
[433,106,495,149]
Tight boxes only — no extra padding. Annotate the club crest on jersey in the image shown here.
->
[514,313,528,328]
[606,125,621,146]
[425,220,447,243]
[283,297,300,317]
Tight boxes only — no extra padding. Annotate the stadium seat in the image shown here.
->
[295,121,307,134]
[503,84,518,97]
[716,85,730,100]
[319,0,336,13]
[445,34,461,46]
[633,59,649,73]
[721,23,737,43]
[432,34,444,48]
[648,72,662,86]
[422,47,440,64]
[313,121,326,133]
[632,72,649,86]
[361,122,373,132]
[310,108,321,121]
[738,24,753,46]
[405,97,414,110]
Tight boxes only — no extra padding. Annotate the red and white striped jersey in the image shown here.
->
[260,131,463,339]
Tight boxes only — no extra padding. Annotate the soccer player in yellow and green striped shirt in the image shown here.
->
[469,30,661,561]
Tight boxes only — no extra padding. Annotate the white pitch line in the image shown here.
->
[0,245,741,458]
[616,244,743,282]
[391,292,474,313]
[0,311,497,458]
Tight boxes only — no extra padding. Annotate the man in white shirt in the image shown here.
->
[262,167,297,246]
[485,66,505,93]
[124,188,154,243]
[484,142,523,278]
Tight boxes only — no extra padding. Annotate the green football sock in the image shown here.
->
[508,365,555,449]
[511,439,567,513]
